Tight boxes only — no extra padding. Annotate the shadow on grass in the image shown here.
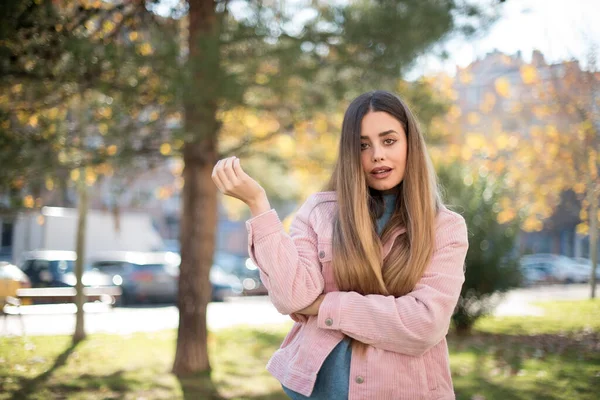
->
[177,371,223,400]
[229,393,288,400]
[49,370,173,394]
[176,370,290,400]
[455,374,548,400]
[10,340,79,400]
[450,330,600,359]
[452,331,600,400]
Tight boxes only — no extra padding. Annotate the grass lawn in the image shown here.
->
[0,299,598,400]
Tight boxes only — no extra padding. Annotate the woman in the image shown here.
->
[212,90,468,399]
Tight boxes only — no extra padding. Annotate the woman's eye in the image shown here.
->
[384,139,397,145]
[360,143,370,150]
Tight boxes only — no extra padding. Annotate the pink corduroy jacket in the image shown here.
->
[246,192,469,400]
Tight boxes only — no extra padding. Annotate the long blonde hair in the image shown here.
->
[326,91,441,300]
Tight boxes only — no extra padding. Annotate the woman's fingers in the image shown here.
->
[232,157,248,180]
[223,156,238,185]
[215,157,234,191]
[211,159,225,192]
[213,156,245,196]
[212,156,267,212]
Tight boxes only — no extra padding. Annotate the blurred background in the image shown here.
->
[0,1,598,399]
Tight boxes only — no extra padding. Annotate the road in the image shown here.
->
[0,284,593,336]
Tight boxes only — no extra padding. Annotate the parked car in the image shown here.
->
[571,257,600,279]
[0,262,31,305]
[520,254,589,284]
[20,250,113,289]
[89,251,242,304]
[519,260,555,286]
[213,251,267,296]
[242,258,268,295]
[210,266,244,301]
[88,251,178,305]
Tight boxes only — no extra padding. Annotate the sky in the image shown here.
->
[408,0,600,78]
[152,0,600,77]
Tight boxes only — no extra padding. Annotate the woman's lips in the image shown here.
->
[371,169,392,179]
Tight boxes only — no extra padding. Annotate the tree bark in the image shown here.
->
[172,0,219,377]
[73,176,88,343]
[173,144,217,375]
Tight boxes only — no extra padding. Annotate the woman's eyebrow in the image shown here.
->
[360,130,397,140]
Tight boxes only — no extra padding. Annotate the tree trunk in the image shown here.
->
[589,184,597,299]
[173,145,217,375]
[73,176,88,343]
[172,0,219,377]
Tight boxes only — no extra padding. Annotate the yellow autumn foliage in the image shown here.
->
[276,135,295,159]
[313,114,329,134]
[138,43,153,56]
[523,216,543,232]
[160,143,172,156]
[495,133,509,150]
[590,151,598,179]
[458,70,473,84]
[520,64,538,84]
[85,168,97,185]
[28,115,38,127]
[447,105,461,120]
[461,147,472,161]
[494,77,511,98]
[70,169,80,181]
[465,133,485,150]
[573,182,586,194]
[576,223,588,235]
[102,20,115,34]
[479,92,496,114]
[497,209,516,224]
[466,112,480,125]
[23,195,34,208]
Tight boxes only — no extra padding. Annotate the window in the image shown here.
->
[51,260,73,275]
[91,261,129,275]
[31,260,50,273]
[21,260,33,273]
[467,87,480,107]
[1,222,12,247]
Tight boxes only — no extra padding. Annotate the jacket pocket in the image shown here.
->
[317,240,337,293]
[422,348,439,391]
[317,240,333,264]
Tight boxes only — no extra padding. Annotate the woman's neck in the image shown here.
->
[375,186,400,196]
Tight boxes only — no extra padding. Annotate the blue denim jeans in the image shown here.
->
[282,337,352,399]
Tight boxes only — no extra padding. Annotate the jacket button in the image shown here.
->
[318,251,325,259]
[325,318,333,326]
[355,376,364,384]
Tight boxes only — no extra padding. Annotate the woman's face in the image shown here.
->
[360,111,408,192]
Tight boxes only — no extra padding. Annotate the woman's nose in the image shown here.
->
[372,147,384,162]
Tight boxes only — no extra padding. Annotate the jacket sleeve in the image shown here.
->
[317,210,468,357]
[246,196,325,316]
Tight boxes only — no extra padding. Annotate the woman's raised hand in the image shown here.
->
[212,156,271,216]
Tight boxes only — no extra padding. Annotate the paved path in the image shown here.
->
[1,296,289,336]
[0,284,593,336]
[493,283,591,316]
